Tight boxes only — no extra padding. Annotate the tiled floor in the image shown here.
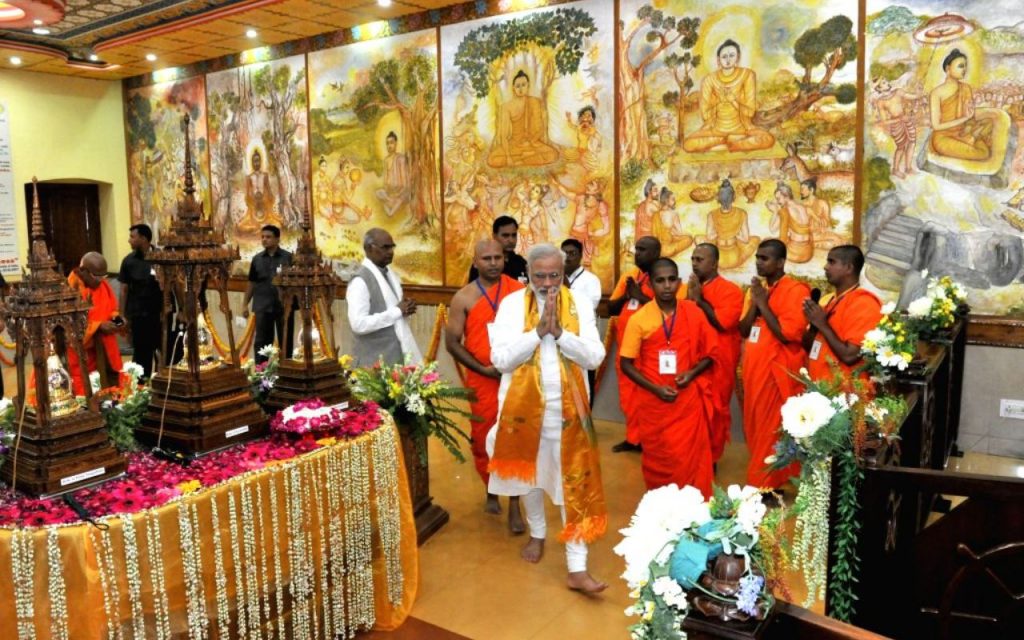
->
[407,417,784,640]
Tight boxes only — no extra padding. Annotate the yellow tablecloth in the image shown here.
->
[0,416,418,639]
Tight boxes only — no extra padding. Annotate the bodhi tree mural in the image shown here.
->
[350,54,440,229]
[619,4,701,165]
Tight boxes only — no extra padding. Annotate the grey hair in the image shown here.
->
[363,228,385,249]
[526,243,565,268]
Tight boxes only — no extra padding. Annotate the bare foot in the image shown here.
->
[520,537,544,563]
[508,496,525,535]
[567,571,608,594]
[484,494,501,515]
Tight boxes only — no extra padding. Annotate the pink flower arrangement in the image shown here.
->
[0,402,384,528]
[269,398,349,436]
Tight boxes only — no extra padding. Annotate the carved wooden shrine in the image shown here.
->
[0,179,125,496]
[135,115,267,455]
[264,208,350,411]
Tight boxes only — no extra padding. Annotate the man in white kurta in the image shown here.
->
[346,228,422,366]
[486,243,608,594]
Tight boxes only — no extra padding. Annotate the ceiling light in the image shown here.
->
[378,0,392,7]
[89,54,98,61]
[32,27,50,35]
[145,53,157,61]
[0,3,26,22]
[33,18,41,25]
[10,56,21,65]
[246,28,257,38]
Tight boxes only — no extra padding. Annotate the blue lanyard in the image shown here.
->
[661,309,677,344]
[476,278,502,312]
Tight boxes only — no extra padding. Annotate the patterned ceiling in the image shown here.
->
[0,0,460,79]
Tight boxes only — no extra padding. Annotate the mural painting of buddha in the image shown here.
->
[682,40,775,154]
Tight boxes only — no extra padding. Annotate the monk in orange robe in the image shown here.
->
[620,258,719,495]
[688,243,744,462]
[609,236,660,452]
[739,240,810,488]
[445,239,526,532]
[802,245,882,383]
[66,252,124,395]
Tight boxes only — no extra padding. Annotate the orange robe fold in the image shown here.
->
[612,268,686,444]
[701,276,744,462]
[620,300,721,495]
[807,288,882,383]
[66,272,123,396]
[740,275,810,488]
[463,275,524,484]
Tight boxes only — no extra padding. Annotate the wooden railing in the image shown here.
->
[826,318,1024,639]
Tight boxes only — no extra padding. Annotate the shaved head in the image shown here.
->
[80,252,107,273]
[474,238,503,258]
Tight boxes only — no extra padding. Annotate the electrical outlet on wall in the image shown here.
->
[999,399,1024,420]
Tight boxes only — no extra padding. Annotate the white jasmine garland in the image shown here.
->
[781,392,836,439]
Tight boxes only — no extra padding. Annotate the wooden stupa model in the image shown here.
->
[135,115,267,455]
[0,179,125,496]
[265,206,350,411]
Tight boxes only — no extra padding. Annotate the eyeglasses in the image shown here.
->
[531,271,562,282]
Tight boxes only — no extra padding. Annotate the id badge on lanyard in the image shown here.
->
[659,350,677,375]
[749,325,761,343]
[809,340,823,360]
[627,298,640,311]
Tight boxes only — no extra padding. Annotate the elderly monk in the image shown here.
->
[486,243,607,594]
[620,258,719,495]
[802,245,882,383]
[66,252,124,395]
[446,239,526,532]
[608,236,661,453]
[739,239,810,488]
[688,243,744,463]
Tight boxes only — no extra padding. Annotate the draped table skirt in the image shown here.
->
[0,414,418,639]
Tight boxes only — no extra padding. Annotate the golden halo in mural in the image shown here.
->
[913,13,974,45]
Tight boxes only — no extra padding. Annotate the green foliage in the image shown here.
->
[453,7,597,98]
[864,156,895,207]
[621,158,647,187]
[869,61,910,83]
[103,389,150,453]
[350,52,437,124]
[834,83,858,104]
[793,15,857,73]
[662,90,680,108]
[126,93,157,150]
[867,6,923,36]
[828,450,863,622]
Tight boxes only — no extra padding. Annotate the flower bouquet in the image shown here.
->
[241,344,279,402]
[96,362,151,452]
[766,367,908,620]
[905,273,968,339]
[348,358,471,463]
[615,484,780,640]
[861,303,918,379]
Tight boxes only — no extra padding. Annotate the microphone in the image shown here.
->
[810,288,822,304]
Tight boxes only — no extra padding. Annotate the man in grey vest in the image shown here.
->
[346,228,422,367]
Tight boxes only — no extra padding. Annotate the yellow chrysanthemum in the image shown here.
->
[177,479,201,495]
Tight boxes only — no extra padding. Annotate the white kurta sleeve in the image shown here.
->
[346,277,403,335]
[490,294,541,373]
[579,272,602,311]
[554,291,605,370]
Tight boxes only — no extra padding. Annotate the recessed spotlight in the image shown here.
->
[246,28,258,38]
[33,19,43,26]
[32,27,51,35]
[10,56,21,65]
[378,0,392,7]
[145,53,157,61]
[89,54,98,62]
